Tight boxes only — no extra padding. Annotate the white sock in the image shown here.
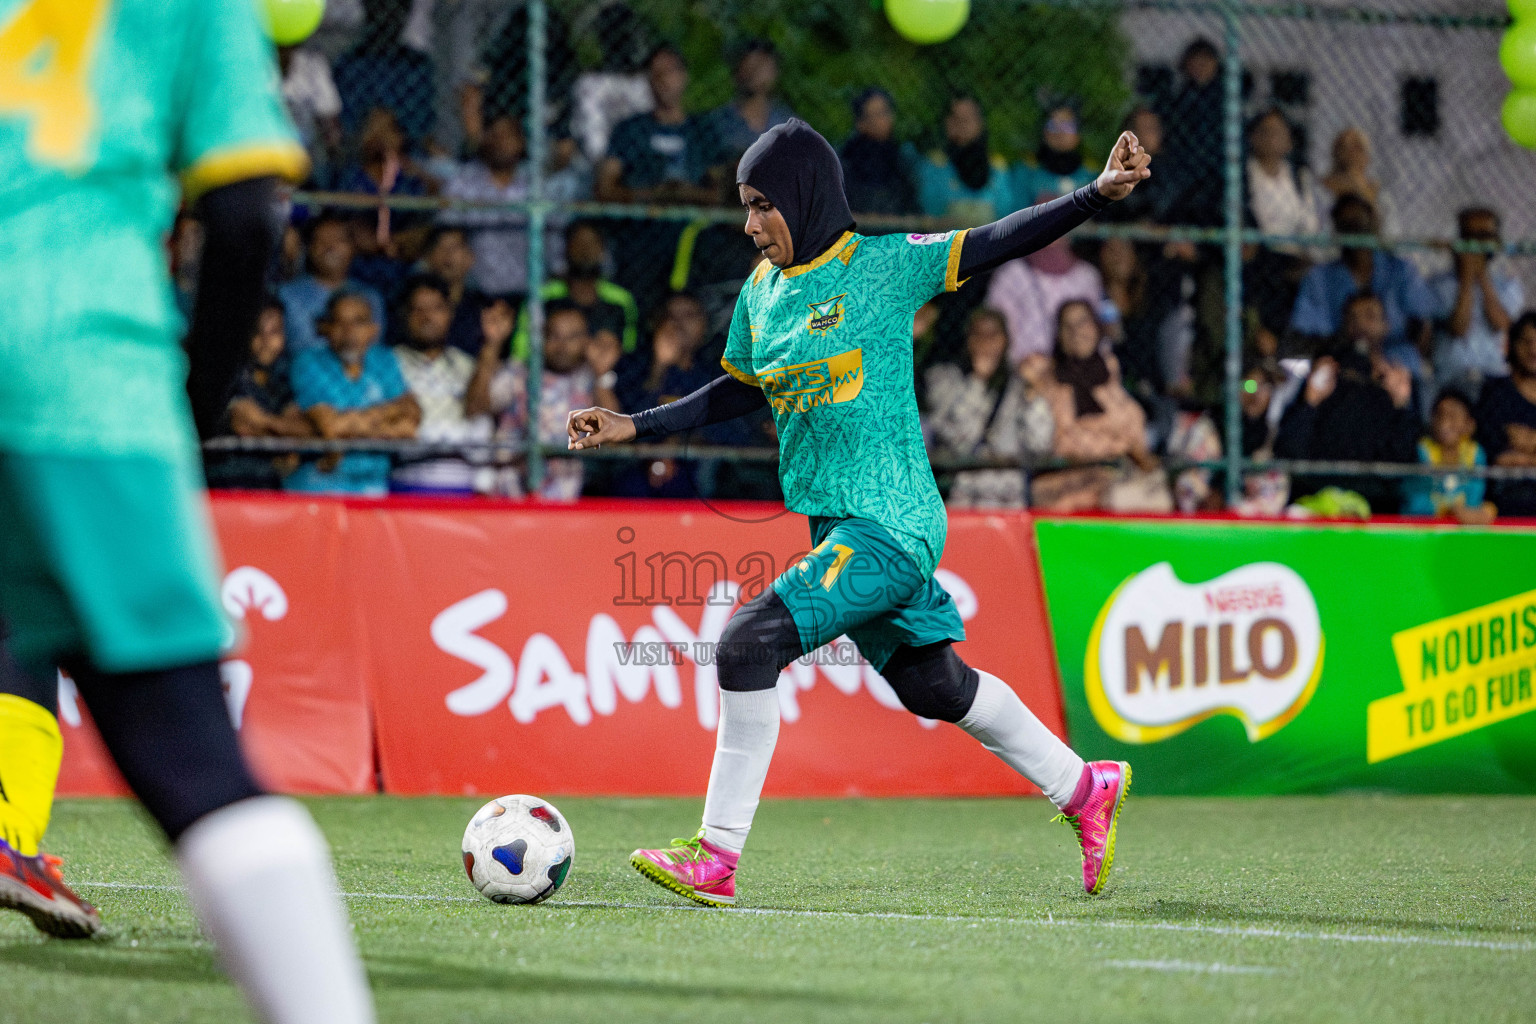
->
[176,796,374,1024]
[958,671,1085,809]
[701,688,780,854]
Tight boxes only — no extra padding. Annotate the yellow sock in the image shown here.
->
[0,694,63,857]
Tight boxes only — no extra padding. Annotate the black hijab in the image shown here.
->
[737,118,856,267]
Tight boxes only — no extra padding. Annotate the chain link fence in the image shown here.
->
[223,0,1536,516]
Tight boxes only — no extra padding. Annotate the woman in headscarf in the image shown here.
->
[567,117,1151,904]
[1012,102,1096,207]
[1317,126,1398,240]
[1031,299,1165,512]
[918,95,1014,222]
[839,87,920,215]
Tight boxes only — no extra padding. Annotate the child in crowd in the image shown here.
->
[1403,390,1496,524]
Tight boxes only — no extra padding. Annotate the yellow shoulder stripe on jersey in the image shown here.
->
[721,358,759,386]
[945,227,971,293]
[181,141,310,203]
[781,231,857,278]
[751,259,773,286]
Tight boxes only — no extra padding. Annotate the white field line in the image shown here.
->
[1106,959,1281,974]
[76,883,1535,954]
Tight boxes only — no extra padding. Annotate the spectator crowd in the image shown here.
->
[198,2,1536,522]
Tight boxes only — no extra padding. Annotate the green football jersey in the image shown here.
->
[0,0,306,459]
[722,228,970,577]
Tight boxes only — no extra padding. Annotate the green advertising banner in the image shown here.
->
[1033,518,1536,794]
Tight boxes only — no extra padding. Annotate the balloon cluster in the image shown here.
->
[1503,0,1536,147]
[885,0,970,45]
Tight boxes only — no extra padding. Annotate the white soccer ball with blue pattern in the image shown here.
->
[461,795,575,904]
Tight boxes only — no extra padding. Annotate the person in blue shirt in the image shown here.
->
[1012,104,1096,207]
[1403,389,1495,522]
[332,0,436,144]
[278,212,388,354]
[286,291,421,496]
[1290,194,1436,351]
[918,95,1013,223]
[707,40,796,166]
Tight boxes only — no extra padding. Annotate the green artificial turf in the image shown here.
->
[2,795,1532,1023]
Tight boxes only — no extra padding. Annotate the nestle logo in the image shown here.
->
[1204,585,1285,614]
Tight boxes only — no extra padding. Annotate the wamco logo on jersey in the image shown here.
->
[1084,562,1324,744]
[806,294,846,334]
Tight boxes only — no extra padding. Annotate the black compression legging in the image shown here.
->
[1,620,263,843]
[716,590,981,723]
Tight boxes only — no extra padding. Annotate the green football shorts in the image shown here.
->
[0,450,227,677]
[772,515,965,672]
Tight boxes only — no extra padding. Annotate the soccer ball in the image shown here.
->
[461,795,575,904]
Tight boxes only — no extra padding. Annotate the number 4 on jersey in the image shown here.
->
[0,0,110,169]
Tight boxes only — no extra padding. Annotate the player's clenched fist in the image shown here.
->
[567,407,636,450]
[1095,130,1152,201]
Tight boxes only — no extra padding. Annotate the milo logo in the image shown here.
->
[1084,562,1324,744]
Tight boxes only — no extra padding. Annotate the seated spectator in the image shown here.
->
[1476,312,1536,517]
[1011,103,1095,207]
[511,220,639,359]
[1290,195,1435,352]
[925,308,1055,509]
[441,114,585,299]
[596,44,722,206]
[569,2,656,164]
[1317,127,1399,240]
[489,301,599,500]
[840,88,920,216]
[919,95,1013,223]
[985,239,1105,364]
[279,45,343,186]
[609,292,725,497]
[287,291,422,496]
[206,300,315,491]
[1031,301,1165,512]
[597,43,725,311]
[419,226,491,355]
[1431,207,1523,399]
[1340,290,1428,415]
[1274,340,1419,513]
[332,0,435,145]
[708,40,795,166]
[1404,390,1496,523]
[278,212,387,354]
[1244,108,1320,336]
[390,276,500,495]
[477,5,581,161]
[334,108,434,207]
[1100,106,1166,225]
[1156,38,1225,227]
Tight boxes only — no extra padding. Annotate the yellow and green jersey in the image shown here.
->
[0,0,306,459]
[722,229,969,577]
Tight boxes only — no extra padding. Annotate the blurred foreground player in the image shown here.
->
[0,1,373,1021]
[568,120,1149,904]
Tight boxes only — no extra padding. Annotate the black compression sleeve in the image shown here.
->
[185,176,285,440]
[956,181,1112,280]
[629,373,768,439]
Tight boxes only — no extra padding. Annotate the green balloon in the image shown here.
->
[1501,22,1536,88]
[259,0,325,47]
[885,0,970,45]
[1503,89,1536,148]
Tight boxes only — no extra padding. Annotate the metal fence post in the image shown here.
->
[1222,1,1244,505]
[525,0,548,492]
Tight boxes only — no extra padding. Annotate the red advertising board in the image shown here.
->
[57,497,376,796]
[59,496,1064,798]
[353,500,1063,797]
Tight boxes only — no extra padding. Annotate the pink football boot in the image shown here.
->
[630,831,737,907]
[1054,760,1132,895]
[0,840,102,937]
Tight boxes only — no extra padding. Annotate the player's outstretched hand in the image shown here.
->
[567,407,636,450]
[1096,131,1152,201]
